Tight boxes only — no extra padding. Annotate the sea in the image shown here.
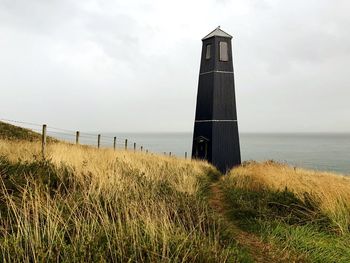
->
[49,132,350,175]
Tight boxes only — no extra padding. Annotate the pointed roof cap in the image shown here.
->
[202,26,232,40]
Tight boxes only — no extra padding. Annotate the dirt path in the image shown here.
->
[209,182,299,263]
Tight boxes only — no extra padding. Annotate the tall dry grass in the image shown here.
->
[224,161,350,234]
[0,140,234,262]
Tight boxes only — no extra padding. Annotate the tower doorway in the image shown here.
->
[194,136,209,159]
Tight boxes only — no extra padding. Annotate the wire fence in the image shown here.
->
[0,118,188,158]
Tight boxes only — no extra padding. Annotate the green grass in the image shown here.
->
[0,121,57,142]
[259,222,350,263]
[0,143,253,262]
[2,122,347,262]
[0,121,41,141]
[221,182,350,262]
[0,123,251,262]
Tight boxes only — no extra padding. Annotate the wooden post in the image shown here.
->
[163,152,166,155]
[146,150,148,154]
[76,131,80,145]
[185,152,187,159]
[42,124,47,159]
[133,142,136,152]
[141,146,143,152]
[113,137,116,151]
[125,139,128,150]
[98,134,101,149]
[169,152,171,156]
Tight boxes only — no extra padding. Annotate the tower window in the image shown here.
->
[219,41,228,61]
[205,44,211,59]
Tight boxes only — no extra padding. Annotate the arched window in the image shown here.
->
[219,41,228,61]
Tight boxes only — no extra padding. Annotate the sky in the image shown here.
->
[0,0,349,133]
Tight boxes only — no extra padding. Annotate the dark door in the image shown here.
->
[194,137,209,159]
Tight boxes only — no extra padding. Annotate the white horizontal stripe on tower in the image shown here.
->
[195,120,237,122]
[199,70,234,76]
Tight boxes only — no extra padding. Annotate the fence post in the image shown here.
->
[141,146,143,152]
[98,134,101,149]
[146,149,148,154]
[76,131,80,145]
[124,139,128,150]
[169,152,171,157]
[185,152,187,159]
[42,124,47,159]
[133,143,136,152]
[113,137,116,151]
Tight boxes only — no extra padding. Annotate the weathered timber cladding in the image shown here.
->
[192,27,241,173]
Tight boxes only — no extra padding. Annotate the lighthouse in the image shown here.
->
[192,27,241,173]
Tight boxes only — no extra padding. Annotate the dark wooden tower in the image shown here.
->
[192,27,241,173]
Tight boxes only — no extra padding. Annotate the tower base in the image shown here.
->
[192,121,241,173]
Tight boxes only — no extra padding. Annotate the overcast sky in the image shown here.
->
[1,0,349,133]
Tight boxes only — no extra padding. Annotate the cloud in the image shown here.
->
[0,0,349,132]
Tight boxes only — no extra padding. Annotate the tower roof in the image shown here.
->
[202,26,232,40]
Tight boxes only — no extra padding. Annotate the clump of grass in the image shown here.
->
[221,161,350,262]
[0,140,242,262]
[258,222,350,263]
[224,161,350,234]
[0,121,56,142]
[0,121,41,141]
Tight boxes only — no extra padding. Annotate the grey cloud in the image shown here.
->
[0,0,80,34]
[0,0,349,132]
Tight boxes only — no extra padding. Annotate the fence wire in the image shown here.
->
[0,118,187,158]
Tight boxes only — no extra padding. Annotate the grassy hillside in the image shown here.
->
[220,161,350,262]
[0,121,42,141]
[0,121,56,142]
[1,122,350,262]
[0,140,251,262]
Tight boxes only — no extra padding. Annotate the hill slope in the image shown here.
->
[1,123,349,262]
[0,121,42,141]
[0,138,251,262]
[219,161,350,262]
